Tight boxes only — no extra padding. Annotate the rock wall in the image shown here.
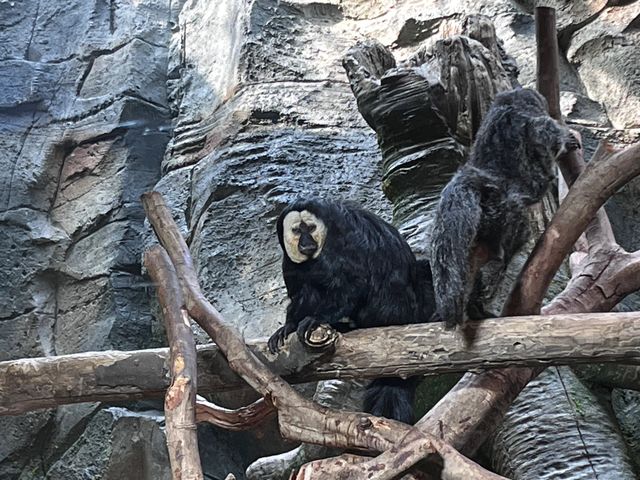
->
[0,0,173,477]
[0,0,638,479]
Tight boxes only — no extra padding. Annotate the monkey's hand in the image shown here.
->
[565,129,582,152]
[296,316,323,345]
[267,323,296,354]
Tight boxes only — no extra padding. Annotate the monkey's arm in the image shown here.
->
[530,116,580,158]
[293,296,358,344]
[267,281,362,352]
[430,172,483,328]
[267,304,301,354]
[267,285,321,353]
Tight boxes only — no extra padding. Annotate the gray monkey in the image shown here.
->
[430,88,580,328]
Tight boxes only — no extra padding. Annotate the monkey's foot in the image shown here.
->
[296,316,322,345]
[267,324,296,354]
[430,310,461,330]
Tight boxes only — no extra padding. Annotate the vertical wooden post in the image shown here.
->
[535,7,561,122]
[535,6,586,185]
[145,246,204,480]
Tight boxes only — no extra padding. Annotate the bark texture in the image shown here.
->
[6,312,640,416]
[492,367,636,479]
[145,246,203,480]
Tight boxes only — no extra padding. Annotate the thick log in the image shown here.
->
[0,341,323,416]
[4,312,640,416]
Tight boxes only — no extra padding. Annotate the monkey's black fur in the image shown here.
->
[268,198,435,424]
[430,88,580,328]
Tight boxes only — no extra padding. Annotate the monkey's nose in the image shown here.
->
[298,244,317,256]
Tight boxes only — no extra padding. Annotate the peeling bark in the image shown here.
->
[145,246,203,480]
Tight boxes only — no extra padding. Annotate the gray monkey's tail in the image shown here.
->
[364,377,419,424]
[430,174,482,328]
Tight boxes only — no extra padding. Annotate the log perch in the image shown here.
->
[3,312,640,416]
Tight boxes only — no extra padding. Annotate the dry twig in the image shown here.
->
[195,395,276,431]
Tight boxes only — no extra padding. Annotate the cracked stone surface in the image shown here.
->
[1,0,640,479]
[0,0,174,478]
[567,2,640,129]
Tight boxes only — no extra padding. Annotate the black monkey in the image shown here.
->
[430,88,580,328]
[267,198,435,424]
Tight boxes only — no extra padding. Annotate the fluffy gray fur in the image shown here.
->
[430,88,580,328]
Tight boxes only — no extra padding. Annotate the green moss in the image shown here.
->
[414,373,464,417]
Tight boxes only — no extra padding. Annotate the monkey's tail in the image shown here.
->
[364,377,419,424]
[430,174,482,327]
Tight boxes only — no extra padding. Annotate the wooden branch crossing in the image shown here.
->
[3,312,640,416]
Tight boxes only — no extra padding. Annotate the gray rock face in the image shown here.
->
[0,0,172,355]
[46,408,171,480]
[567,3,640,129]
[0,0,172,477]
[162,0,393,341]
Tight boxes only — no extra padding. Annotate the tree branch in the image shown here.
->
[5,312,640,416]
[294,428,507,480]
[195,396,276,431]
[144,246,203,480]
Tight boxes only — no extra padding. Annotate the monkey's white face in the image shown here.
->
[282,210,327,263]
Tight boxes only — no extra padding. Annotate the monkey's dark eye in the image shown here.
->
[308,224,316,232]
[292,227,302,235]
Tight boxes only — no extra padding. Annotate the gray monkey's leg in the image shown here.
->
[245,379,367,479]
[472,208,531,316]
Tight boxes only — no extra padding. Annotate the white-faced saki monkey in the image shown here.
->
[268,198,435,423]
